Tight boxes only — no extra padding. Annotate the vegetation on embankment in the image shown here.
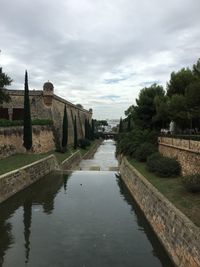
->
[0,140,98,175]
[116,58,200,227]
[128,157,200,227]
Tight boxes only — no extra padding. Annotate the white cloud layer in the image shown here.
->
[0,0,200,119]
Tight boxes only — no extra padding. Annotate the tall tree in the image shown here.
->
[119,117,123,133]
[0,67,12,104]
[167,68,196,97]
[85,118,88,139]
[73,115,78,149]
[88,120,92,140]
[168,94,188,130]
[193,58,200,77]
[127,116,131,132]
[133,84,165,130]
[62,105,68,150]
[91,119,95,139]
[23,70,32,150]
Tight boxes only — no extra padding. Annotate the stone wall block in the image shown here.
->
[120,157,200,267]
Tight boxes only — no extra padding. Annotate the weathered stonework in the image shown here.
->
[0,82,92,149]
[0,155,59,203]
[119,157,200,267]
[158,137,200,175]
[0,126,55,159]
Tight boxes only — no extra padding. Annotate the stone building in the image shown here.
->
[0,82,92,145]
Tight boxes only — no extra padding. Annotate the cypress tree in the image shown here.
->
[88,120,91,140]
[23,70,32,150]
[88,119,92,140]
[119,117,123,133]
[92,119,95,139]
[62,105,68,150]
[127,116,131,132]
[73,115,78,149]
[85,118,88,139]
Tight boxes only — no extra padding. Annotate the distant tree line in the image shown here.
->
[120,58,200,134]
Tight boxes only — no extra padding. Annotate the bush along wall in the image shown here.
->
[182,174,200,193]
[146,152,181,177]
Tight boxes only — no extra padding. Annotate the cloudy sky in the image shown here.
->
[0,0,200,119]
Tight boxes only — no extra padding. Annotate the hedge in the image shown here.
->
[0,119,53,127]
[146,153,181,177]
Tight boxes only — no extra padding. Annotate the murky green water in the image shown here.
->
[0,140,174,267]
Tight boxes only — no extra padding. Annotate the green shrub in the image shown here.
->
[116,128,158,157]
[134,142,157,162]
[146,152,162,172]
[32,119,53,126]
[94,132,104,139]
[182,174,200,193]
[155,157,181,177]
[0,119,53,127]
[0,119,23,127]
[78,138,91,149]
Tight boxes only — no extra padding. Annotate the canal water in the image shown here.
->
[0,140,174,267]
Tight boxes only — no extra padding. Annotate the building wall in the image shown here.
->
[0,126,55,159]
[158,137,200,175]
[0,84,92,151]
[119,157,200,267]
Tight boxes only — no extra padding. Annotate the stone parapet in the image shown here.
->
[158,137,200,153]
[119,157,200,267]
[158,137,200,175]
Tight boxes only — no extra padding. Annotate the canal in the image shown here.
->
[0,140,174,267]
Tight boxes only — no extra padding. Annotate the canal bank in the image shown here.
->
[0,140,102,204]
[119,156,200,267]
[0,139,175,267]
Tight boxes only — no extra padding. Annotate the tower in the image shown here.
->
[43,81,54,106]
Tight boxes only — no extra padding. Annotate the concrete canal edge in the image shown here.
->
[119,156,200,267]
[0,140,102,204]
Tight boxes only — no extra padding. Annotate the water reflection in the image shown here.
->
[0,220,13,266]
[0,172,69,266]
[80,140,118,171]
[23,200,32,264]
[116,176,174,267]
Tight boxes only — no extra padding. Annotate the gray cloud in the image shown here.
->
[0,0,200,119]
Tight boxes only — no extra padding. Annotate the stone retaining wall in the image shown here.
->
[61,150,82,170]
[0,140,102,204]
[0,126,55,159]
[83,139,102,159]
[0,155,59,204]
[119,157,200,267]
[158,137,200,175]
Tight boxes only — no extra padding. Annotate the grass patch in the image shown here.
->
[0,153,52,175]
[128,157,200,227]
[53,150,74,163]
